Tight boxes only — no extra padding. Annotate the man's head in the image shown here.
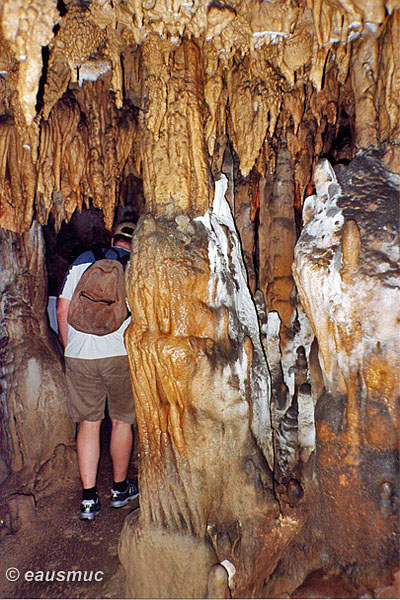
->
[112,222,136,249]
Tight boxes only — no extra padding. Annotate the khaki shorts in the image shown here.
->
[65,356,136,424]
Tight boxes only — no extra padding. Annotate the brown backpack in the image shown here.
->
[67,248,130,336]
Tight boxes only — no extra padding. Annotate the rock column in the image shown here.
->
[120,165,302,597]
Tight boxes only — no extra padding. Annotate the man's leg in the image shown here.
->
[110,418,133,482]
[65,358,106,518]
[103,355,138,506]
[77,419,102,488]
[109,418,138,507]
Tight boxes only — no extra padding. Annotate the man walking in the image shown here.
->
[57,222,138,520]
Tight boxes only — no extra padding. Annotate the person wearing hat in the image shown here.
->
[57,222,138,520]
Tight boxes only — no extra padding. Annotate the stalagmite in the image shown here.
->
[340,219,361,283]
[293,153,399,586]
[120,178,301,597]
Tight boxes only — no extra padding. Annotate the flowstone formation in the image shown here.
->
[119,159,399,599]
[120,178,302,598]
[292,153,399,594]
[0,223,76,496]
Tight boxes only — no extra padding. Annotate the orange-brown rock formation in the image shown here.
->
[292,153,399,592]
[120,186,302,597]
[0,0,399,233]
[0,1,399,598]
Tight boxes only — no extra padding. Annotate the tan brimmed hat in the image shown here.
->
[113,222,136,240]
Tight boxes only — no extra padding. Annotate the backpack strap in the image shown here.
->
[89,245,130,268]
[90,245,107,263]
[107,247,130,269]
[117,252,130,268]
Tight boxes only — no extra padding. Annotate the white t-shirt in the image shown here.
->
[59,247,130,359]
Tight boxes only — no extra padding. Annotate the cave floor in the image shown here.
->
[0,426,137,599]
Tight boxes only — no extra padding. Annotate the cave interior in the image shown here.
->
[0,0,399,598]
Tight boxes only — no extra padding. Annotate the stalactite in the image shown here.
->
[36,77,139,231]
[42,52,72,121]
[376,9,400,171]
[286,116,316,209]
[203,45,227,174]
[0,0,397,235]
[139,37,211,217]
[0,121,35,233]
[36,94,85,229]
[351,35,380,149]
[258,139,296,336]
[232,165,257,293]
[74,78,138,228]
[227,53,283,177]
[282,9,313,80]
[1,0,59,126]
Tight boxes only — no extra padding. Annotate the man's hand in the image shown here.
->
[57,297,70,349]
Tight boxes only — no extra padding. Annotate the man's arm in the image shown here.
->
[57,297,70,349]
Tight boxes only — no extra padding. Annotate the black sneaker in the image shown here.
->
[79,496,100,520]
[110,479,139,508]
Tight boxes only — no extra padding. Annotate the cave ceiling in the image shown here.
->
[0,0,399,233]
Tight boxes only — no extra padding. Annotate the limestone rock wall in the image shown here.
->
[292,153,399,590]
[0,223,75,493]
